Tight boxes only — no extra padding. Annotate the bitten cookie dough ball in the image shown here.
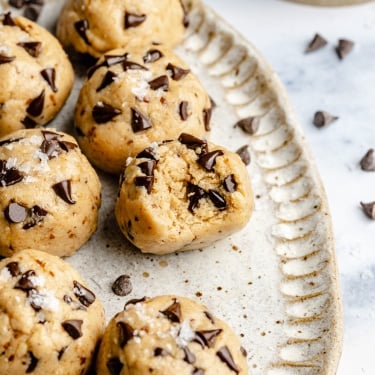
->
[0,249,105,375]
[0,129,101,257]
[56,0,188,57]
[0,13,74,138]
[97,295,248,375]
[115,134,253,254]
[75,45,212,174]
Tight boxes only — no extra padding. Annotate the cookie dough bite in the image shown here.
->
[0,13,74,138]
[0,249,105,375]
[96,295,248,375]
[75,45,212,174]
[0,128,101,257]
[115,134,253,254]
[56,0,187,58]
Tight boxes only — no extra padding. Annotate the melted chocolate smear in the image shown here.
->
[203,108,212,131]
[105,53,128,67]
[23,205,48,230]
[183,346,196,364]
[216,346,239,374]
[208,190,227,210]
[136,147,157,160]
[5,202,27,223]
[149,75,169,91]
[138,160,156,176]
[57,346,67,361]
[26,351,38,373]
[0,137,22,147]
[195,329,222,348]
[117,321,134,347]
[112,275,133,296]
[235,116,260,135]
[204,310,215,324]
[26,90,45,117]
[198,150,223,172]
[124,296,147,308]
[107,357,123,375]
[160,300,181,323]
[179,101,189,121]
[0,160,24,186]
[92,102,122,124]
[178,133,207,154]
[17,42,42,58]
[96,71,117,92]
[154,347,170,357]
[87,62,105,79]
[73,280,96,307]
[40,68,57,92]
[122,60,147,72]
[236,145,251,166]
[52,180,76,205]
[15,270,37,291]
[134,176,154,194]
[0,54,15,65]
[131,108,152,133]
[3,12,16,26]
[187,183,206,213]
[6,261,21,277]
[22,116,37,129]
[74,19,91,45]
[143,49,163,63]
[166,63,190,81]
[125,12,146,28]
[62,320,83,340]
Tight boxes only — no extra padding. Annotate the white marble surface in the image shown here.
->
[203,0,375,373]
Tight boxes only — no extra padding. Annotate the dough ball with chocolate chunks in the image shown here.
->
[56,0,187,58]
[75,45,211,174]
[0,14,74,138]
[96,295,248,375]
[0,249,105,375]
[0,128,101,257]
[115,135,253,254]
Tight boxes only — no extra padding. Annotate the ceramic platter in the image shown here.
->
[0,1,343,374]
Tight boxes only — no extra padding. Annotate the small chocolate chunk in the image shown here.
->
[195,329,222,348]
[313,111,339,128]
[28,289,42,312]
[0,54,15,65]
[0,160,24,186]
[40,137,61,159]
[26,90,45,117]
[360,201,375,220]
[57,346,67,361]
[26,351,38,373]
[134,176,154,194]
[59,141,77,152]
[143,49,163,63]
[203,108,212,131]
[117,321,134,347]
[74,19,91,45]
[92,102,122,124]
[73,280,96,307]
[183,346,196,364]
[198,150,224,172]
[160,300,181,323]
[125,12,146,28]
[40,68,57,92]
[216,346,239,374]
[6,262,21,277]
[179,101,189,121]
[236,145,251,166]
[3,12,16,26]
[5,202,27,224]
[223,175,237,193]
[0,137,22,147]
[204,310,215,324]
[23,205,48,230]
[63,295,72,304]
[192,369,204,375]
[360,149,375,171]
[305,33,328,53]
[15,270,37,291]
[208,190,227,210]
[21,116,37,129]
[187,183,206,213]
[131,108,152,133]
[9,0,24,9]
[240,346,247,357]
[107,357,123,375]
[149,75,169,91]
[154,347,170,357]
[166,63,190,81]
[235,116,260,135]
[24,5,42,22]
[62,320,83,340]
[336,38,354,60]
[17,42,42,58]
[52,180,75,205]
[136,147,157,160]
[122,60,147,71]
[96,71,117,92]
[105,53,128,67]
[138,160,156,176]
[124,296,147,308]
[179,133,207,154]
[112,275,133,296]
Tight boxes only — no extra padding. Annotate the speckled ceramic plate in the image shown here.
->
[286,0,372,5]
[0,1,343,374]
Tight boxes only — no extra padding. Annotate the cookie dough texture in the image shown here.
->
[0,129,101,257]
[96,295,248,375]
[115,135,253,254]
[56,0,187,57]
[0,14,74,138]
[75,44,211,174]
[0,249,105,375]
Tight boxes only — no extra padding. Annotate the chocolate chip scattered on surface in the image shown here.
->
[313,111,339,128]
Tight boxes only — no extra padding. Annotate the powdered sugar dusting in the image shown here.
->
[27,289,60,312]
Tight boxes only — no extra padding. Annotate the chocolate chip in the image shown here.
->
[104,53,129,67]
[26,351,38,373]
[107,357,123,375]
[27,289,42,312]
[40,137,61,159]
[179,101,189,121]
[183,346,196,364]
[203,108,212,131]
[24,5,42,22]
[57,346,67,361]
[124,296,147,308]
[138,160,156,176]
[240,346,247,357]
[122,60,148,71]
[198,150,223,172]
[216,346,239,374]
[73,280,96,307]
[187,183,206,213]
[204,311,215,324]
[0,137,22,147]
[21,116,37,129]
[236,145,251,166]
[92,102,122,124]
[15,270,37,291]
[154,347,170,357]
[131,108,152,133]
[40,68,57,92]
[74,19,91,45]
[52,180,75,205]
[3,12,16,26]
[96,71,117,92]
[125,12,146,28]
[112,275,133,296]
[160,300,181,323]
[235,116,260,135]
[360,201,375,220]
[5,202,27,223]
[117,321,134,347]
[63,295,72,304]
[135,176,154,194]
[178,133,207,154]
[62,320,83,340]
[166,63,190,81]
[0,54,15,65]
[336,38,354,60]
[149,75,169,91]
[6,261,21,277]
[26,90,45,117]
[305,33,328,53]
[195,329,222,348]
[223,175,237,193]
[360,149,375,171]
[208,190,227,210]
[143,49,163,63]
[192,368,204,375]
[17,42,42,58]
[23,205,48,230]
[136,147,157,160]
[0,160,24,186]
[9,0,24,9]
[313,111,339,128]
